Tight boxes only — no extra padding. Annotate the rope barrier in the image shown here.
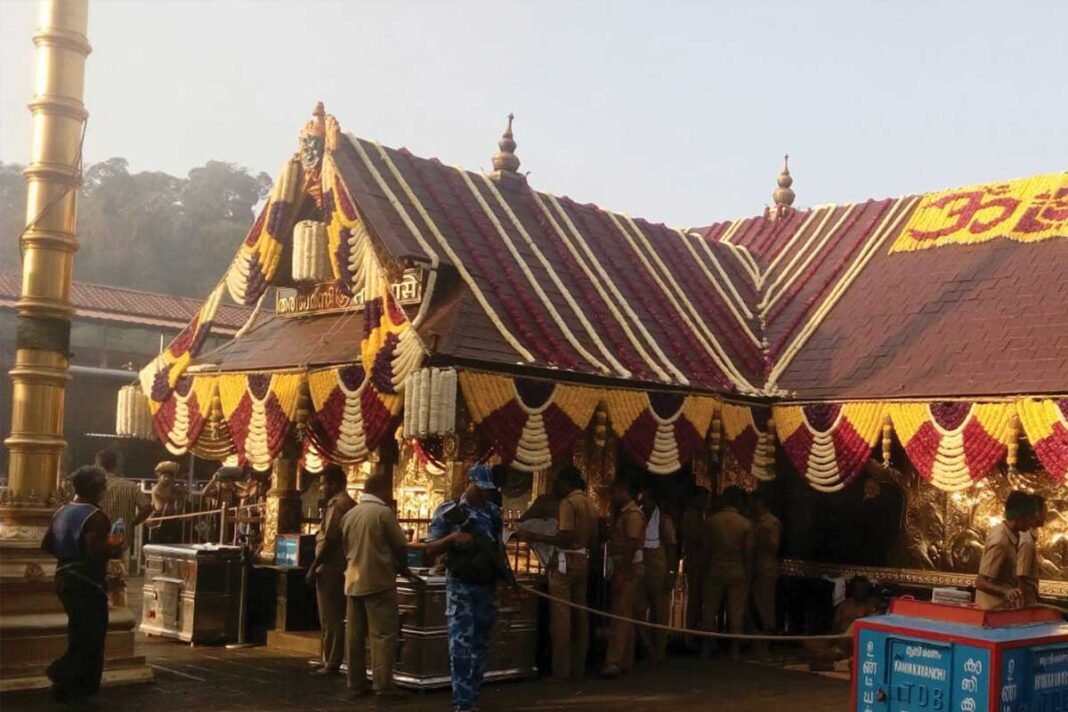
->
[144,502,265,524]
[518,584,850,642]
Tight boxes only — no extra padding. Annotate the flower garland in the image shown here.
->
[307,365,400,466]
[773,402,884,492]
[459,371,599,472]
[140,281,226,406]
[301,437,328,475]
[889,173,1068,253]
[603,390,717,475]
[643,219,762,373]
[609,211,746,390]
[721,403,774,481]
[755,209,823,288]
[1016,398,1068,483]
[224,156,302,305]
[152,375,217,455]
[531,190,670,381]
[767,196,918,388]
[477,172,624,377]
[888,402,1016,492]
[403,367,457,438]
[360,252,424,395]
[353,142,530,361]
[675,228,761,346]
[217,372,303,471]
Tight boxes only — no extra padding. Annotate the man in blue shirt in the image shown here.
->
[419,464,510,712]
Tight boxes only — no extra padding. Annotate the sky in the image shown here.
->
[1,0,1066,228]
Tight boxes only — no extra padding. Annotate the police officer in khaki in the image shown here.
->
[701,486,753,660]
[634,485,677,667]
[750,493,782,638]
[601,479,645,678]
[518,465,597,680]
[976,490,1044,609]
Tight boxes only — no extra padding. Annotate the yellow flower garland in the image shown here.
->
[890,173,1068,253]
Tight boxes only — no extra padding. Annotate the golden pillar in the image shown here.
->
[260,452,302,565]
[0,0,150,690]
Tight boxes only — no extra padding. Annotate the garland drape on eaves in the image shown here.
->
[603,390,717,475]
[217,372,303,471]
[458,372,716,475]
[307,365,400,467]
[459,372,599,473]
[1016,398,1068,483]
[773,403,884,493]
[720,403,774,481]
[887,402,1016,492]
[152,375,217,456]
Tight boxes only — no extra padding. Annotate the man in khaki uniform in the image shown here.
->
[750,494,782,636]
[306,466,355,674]
[1018,494,1046,605]
[635,486,677,667]
[976,490,1043,610]
[680,488,711,647]
[519,465,597,680]
[601,479,645,678]
[701,486,753,660]
[340,472,410,697]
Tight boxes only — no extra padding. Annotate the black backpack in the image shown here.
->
[442,503,511,586]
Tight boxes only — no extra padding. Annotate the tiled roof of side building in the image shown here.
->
[0,272,252,332]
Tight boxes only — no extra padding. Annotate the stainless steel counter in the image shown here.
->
[140,544,243,644]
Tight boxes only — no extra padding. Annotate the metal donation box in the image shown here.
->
[390,570,539,688]
[854,598,1068,712]
[140,544,243,644]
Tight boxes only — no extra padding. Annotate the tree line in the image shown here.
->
[1,159,272,298]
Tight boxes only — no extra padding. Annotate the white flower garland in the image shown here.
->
[347,137,534,362]
[404,367,458,438]
[544,194,688,384]
[612,213,757,393]
[754,209,823,288]
[530,191,672,382]
[674,229,760,348]
[334,370,370,463]
[479,173,630,378]
[766,196,918,388]
[455,168,611,375]
[760,205,854,314]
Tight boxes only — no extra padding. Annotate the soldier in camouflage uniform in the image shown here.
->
[422,465,509,712]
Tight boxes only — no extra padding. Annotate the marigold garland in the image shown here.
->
[890,173,1068,253]
[224,156,302,305]
[459,371,599,472]
[721,403,774,481]
[888,402,1016,491]
[307,365,401,466]
[773,402,883,493]
[217,372,303,471]
[604,389,717,475]
[152,375,217,455]
[1017,398,1068,484]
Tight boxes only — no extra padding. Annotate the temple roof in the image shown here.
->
[191,121,1068,402]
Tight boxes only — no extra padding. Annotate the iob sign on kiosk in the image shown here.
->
[854,599,1068,711]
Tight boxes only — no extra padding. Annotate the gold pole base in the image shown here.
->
[0,506,153,691]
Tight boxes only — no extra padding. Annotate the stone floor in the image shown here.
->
[2,638,850,711]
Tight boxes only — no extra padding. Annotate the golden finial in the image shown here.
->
[491,113,521,175]
[772,154,795,215]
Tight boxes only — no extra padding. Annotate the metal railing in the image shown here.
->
[398,516,544,575]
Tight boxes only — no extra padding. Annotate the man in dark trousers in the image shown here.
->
[305,465,355,675]
[42,466,123,703]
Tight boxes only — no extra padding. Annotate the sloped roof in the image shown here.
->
[0,272,251,333]
[333,133,1068,401]
[335,135,765,394]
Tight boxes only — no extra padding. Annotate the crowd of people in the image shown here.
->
[39,451,1051,709]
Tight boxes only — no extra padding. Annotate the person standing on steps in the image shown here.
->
[305,465,355,676]
[42,466,125,704]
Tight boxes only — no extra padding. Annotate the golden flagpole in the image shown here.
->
[1,0,150,689]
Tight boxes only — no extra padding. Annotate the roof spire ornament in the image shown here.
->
[772,153,796,219]
[491,113,525,186]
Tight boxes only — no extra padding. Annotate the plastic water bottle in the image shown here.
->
[109,517,126,548]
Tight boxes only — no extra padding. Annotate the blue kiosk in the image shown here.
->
[854,598,1068,712]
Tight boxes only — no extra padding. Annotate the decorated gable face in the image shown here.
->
[301,133,324,172]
